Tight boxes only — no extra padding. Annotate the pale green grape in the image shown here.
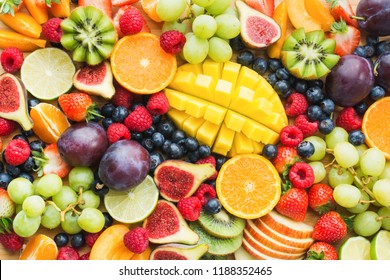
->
[379,161,390,179]
[334,142,359,168]
[206,0,231,15]
[162,20,188,33]
[360,148,386,177]
[52,186,78,210]
[78,190,100,210]
[346,190,370,214]
[183,34,209,64]
[22,195,45,217]
[192,0,215,7]
[77,208,105,233]
[41,204,61,229]
[325,127,348,149]
[7,178,34,204]
[333,184,361,208]
[373,178,390,206]
[61,211,82,234]
[353,167,377,190]
[191,4,206,17]
[215,14,240,39]
[353,211,382,237]
[222,7,238,17]
[328,166,354,188]
[355,144,368,165]
[305,136,327,161]
[308,161,326,183]
[156,0,187,22]
[377,207,390,230]
[69,166,94,193]
[15,204,22,214]
[207,36,232,62]
[13,210,41,238]
[35,173,62,198]
[192,15,217,39]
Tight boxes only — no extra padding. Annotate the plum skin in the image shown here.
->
[375,52,390,93]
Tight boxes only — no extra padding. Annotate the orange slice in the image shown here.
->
[140,0,162,22]
[110,32,177,94]
[362,97,390,159]
[19,234,58,260]
[216,154,281,219]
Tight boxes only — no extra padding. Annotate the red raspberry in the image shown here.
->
[4,138,30,166]
[196,155,218,180]
[123,227,149,254]
[111,86,134,108]
[285,93,309,117]
[289,162,315,189]
[0,230,24,252]
[177,196,202,221]
[57,246,80,260]
[0,47,24,73]
[0,117,16,136]
[79,251,90,260]
[84,231,103,247]
[160,30,186,55]
[194,184,216,206]
[41,18,63,43]
[107,123,131,144]
[336,107,362,132]
[146,91,170,115]
[279,125,303,147]
[294,114,319,137]
[124,106,152,132]
[119,8,144,35]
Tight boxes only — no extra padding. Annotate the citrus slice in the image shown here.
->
[362,97,390,159]
[370,230,390,260]
[20,48,75,100]
[110,32,177,94]
[140,0,162,22]
[104,175,159,224]
[216,154,281,219]
[19,234,58,260]
[339,236,371,260]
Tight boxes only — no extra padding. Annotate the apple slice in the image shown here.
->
[234,246,257,260]
[242,238,305,260]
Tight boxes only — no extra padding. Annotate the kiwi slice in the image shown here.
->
[200,252,229,260]
[198,209,245,238]
[60,6,117,65]
[190,221,243,256]
[281,28,340,80]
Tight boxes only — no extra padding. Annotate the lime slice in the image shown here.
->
[104,175,159,224]
[339,236,371,260]
[371,230,390,260]
[21,48,75,100]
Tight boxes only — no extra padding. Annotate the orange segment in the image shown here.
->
[362,97,390,159]
[304,0,335,31]
[110,32,177,94]
[30,102,71,144]
[140,0,162,22]
[216,154,281,219]
[19,234,58,260]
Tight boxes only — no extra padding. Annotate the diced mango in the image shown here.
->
[253,78,275,100]
[164,89,189,111]
[196,121,220,147]
[246,97,273,121]
[213,145,229,156]
[214,79,232,108]
[221,61,241,88]
[213,124,235,152]
[166,109,190,130]
[229,86,255,114]
[193,74,216,102]
[235,66,260,91]
[252,140,265,154]
[242,119,279,144]
[227,144,238,158]
[185,97,208,118]
[233,132,253,154]
[258,112,287,133]
[204,104,227,125]
[182,116,205,138]
[178,63,203,75]
[202,59,222,81]
[224,110,246,132]
[268,94,288,124]
[168,71,197,93]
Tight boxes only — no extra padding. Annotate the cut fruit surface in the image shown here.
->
[339,236,371,260]
[242,238,304,260]
[304,0,335,31]
[234,246,257,260]
[267,1,290,59]
[370,230,390,260]
[285,0,321,32]
[140,0,161,22]
[19,234,58,260]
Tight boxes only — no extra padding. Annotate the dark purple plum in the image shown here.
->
[356,0,390,36]
[98,140,150,191]
[57,122,109,167]
[325,55,375,107]
[374,52,390,93]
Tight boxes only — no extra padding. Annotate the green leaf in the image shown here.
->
[0,0,21,15]
[0,217,13,234]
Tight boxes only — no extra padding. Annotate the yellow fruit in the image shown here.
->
[267,1,289,59]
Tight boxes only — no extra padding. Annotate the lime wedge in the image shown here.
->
[371,230,390,260]
[21,48,75,100]
[339,236,371,260]
[104,175,159,224]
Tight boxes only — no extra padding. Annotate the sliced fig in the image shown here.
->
[154,160,216,202]
[0,73,33,131]
[150,244,209,260]
[236,0,281,49]
[143,200,199,245]
[73,61,115,99]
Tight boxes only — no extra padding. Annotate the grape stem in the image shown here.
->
[46,201,61,212]
[376,215,390,221]
[347,167,376,199]
[324,157,336,168]
[359,199,376,204]
[59,188,84,221]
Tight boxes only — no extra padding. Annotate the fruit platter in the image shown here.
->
[1,0,390,261]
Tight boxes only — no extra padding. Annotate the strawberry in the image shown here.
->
[306,242,338,260]
[32,143,71,178]
[326,0,358,28]
[0,218,24,252]
[328,19,360,56]
[275,187,308,222]
[244,0,275,17]
[79,0,112,18]
[0,189,15,219]
[111,0,139,7]
[312,211,348,243]
[58,92,102,122]
[271,146,300,174]
[308,183,336,215]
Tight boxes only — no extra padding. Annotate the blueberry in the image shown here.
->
[54,233,69,247]
[215,154,227,171]
[275,67,290,80]
[161,140,172,154]
[187,150,200,163]
[366,36,379,46]
[294,79,308,93]
[171,129,186,143]
[274,80,291,96]
[152,114,162,125]
[18,172,34,183]
[12,134,28,142]
[6,165,21,178]
[149,152,164,173]
[307,105,323,121]
[151,132,165,148]
[354,46,367,57]
[296,141,315,158]
[268,58,283,72]
[204,198,222,214]
[349,130,366,146]
[364,45,375,58]
[71,233,85,249]
[168,143,184,159]
[262,144,278,160]
[112,106,129,123]
[101,103,116,118]
[28,140,46,153]
[370,86,385,101]
[305,86,324,104]
[229,35,245,51]
[103,212,113,228]
[320,98,335,115]
[0,172,12,188]
[318,118,335,135]
[143,126,156,138]
[102,118,114,130]
[354,102,369,116]
[309,79,324,89]
[141,138,154,152]
[20,156,35,172]
[184,137,199,152]
[90,179,109,197]
[266,72,278,86]
[376,41,390,56]
[198,145,211,158]
[236,50,254,67]
[22,129,34,138]
[131,131,143,142]
[27,98,40,112]
[157,119,175,138]
[252,57,268,75]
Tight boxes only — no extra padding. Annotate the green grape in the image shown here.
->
[334,142,359,168]
[207,36,232,62]
[78,190,100,210]
[182,34,209,64]
[69,166,94,193]
[77,208,105,233]
[379,161,390,179]
[15,204,22,214]
[61,211,82,234]
[52,186,78,210]
[325,127,348,149]
[215,14,240,39]
[41,204,61,229]
[355,144,368,166]
[353,211,382,237]
[191,4,206,17]
[192,0,215,7]
[346,190,370,214]
[308,161,326,183]
[13,210,41,238]
[377,207,390,230]
[222,7,238,17]
[360,148,386,177]
[162,20,187,33]
[7,178,34,204]
[353,167,377,190]
[35,173,63,198]
[333,184,361,208]
[305,136,326,161]
[373,178,390,207]
[22,195,45,217]
[156,0,187,22]
[206,0,231,15]
[192,14,217,39]
[328,166,354,188]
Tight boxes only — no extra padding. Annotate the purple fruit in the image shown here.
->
[356,0,390,36]
[374,52,390,93]
[57,122,109,167]
[98,140,150,191]
[325,55,375,107]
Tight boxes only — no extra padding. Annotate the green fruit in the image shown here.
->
[198,209,245,238]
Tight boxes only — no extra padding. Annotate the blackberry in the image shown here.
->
[252,57,268,75]
[101,103,116,118]
[54,233,69,247]
[296,141,315,158]
[262,144,278,160]
[112,106,129,123]
[149,152,164,173]
[236,50,254,67]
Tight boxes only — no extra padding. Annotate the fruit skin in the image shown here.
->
[0,47,24,73]
[306,241,338,260]
[4,138,30,166]
[119,8,144,35]
[374,52,390,94]
[271,146,300,174]
[57,246,80,260]
[266,1,288,59]
[150,243,208,260]
[244,0,275,17]
[328,0,358,28]
[284,93,309,117]
[31,143,71,178]
[0,29,46,52]
[275,188,309,222]
[58,93,98,122]
[177,196,202,222]
[106,123,131,144]
[288,162,314,189]
[285,0,321,32]
[160,30,186,55]
[312,211,348,243]
[356,0,390,36]
[123,227,149,254]
[124,106,153,133]
[328,19,361,56]
[41,18,63,43]
[335,107,362,132]
[308,183,336,215]
[0,190,15,218]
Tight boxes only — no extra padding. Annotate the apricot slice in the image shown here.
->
[267,1,289,59]
[304,0,335,31]
[285,0,321,32]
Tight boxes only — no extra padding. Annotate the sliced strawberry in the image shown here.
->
[328,19,360,56]
[32,143,71,178]
[78,0,112,18]
[244,0,275,17]
[111,0,139,7]
[113,4,150,38]
[0,189,15,219]
[327,0,358,28]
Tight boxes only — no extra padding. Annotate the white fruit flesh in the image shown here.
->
[242,238,304,260]
[234,246,257,260]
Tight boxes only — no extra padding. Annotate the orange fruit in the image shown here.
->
[19,234,58,260]
[216,154,281,219]
[140,0,162,22]
[362,97,390,159]
[30,102,70,144]
[285,0,321,32]
[131,246,152,260]
[110,32,177,94]
[304,0,335,31]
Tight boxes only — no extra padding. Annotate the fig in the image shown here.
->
[0,73,33,131]
[236,0,281,49]
[73,61,115,99]
[356,0,390,36]
[154,160,216,202]
[150,244,209,260]
[143,200,199,245]
[374,52,390,94]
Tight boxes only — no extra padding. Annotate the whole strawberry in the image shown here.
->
[275,188,308,222]
[0,189,15,218]
[306,241,338,260]
[58,92,102,122]
[271,146,300,174]
[312,211,348,243]
[0,218,24,252]
[308,184,336,215]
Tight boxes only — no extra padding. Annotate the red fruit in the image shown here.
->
[79,251,90,260]
[308,183,336,215]
[112,0,139,6]
[0,189,15,218]
[41,18,63,44]
[78,0,112,18]
[275,188,308,222]
[284,93,309,117]
[113,5,150,38]
[123,227,149,254]
[243,0,275,17]
[0,47,24,73]
[306,241,338,260]
[288,162,315,189]
[0,117,16,137]
[327,0,358,28]
[0,230,24,252]
[193,183,216,206]
[328,20,361,56]
[196,155,218,180]
[85,231,103,247]
[119,8,144,35]
[107,123,131,144]
[279,125,304,147]
[312,211,348,243]
[335,107,362,132]
[177,196,202,221]
[294,114,319,137]
[271,146,300,174]
[160,30,187,55]
[58,92,100,122]
[111,86,134,109]
[124,106,153,132]
[146,91,170,115]
[57,246,80,260]
[4,138,30,166]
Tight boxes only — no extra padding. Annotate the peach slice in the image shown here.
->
[285,0,321,32]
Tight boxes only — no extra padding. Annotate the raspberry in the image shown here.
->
[84,231,103,247]
[289,162,315,189]
[123,227,149,254]
[41,18,63,43]
[124,106,152,132]
[279,125,303,147]
[146,91,170,115]
[4,138,30,166]
[119,8,144,35]
[0,47,24,73]
[160,30,186,55]
[0,230,24,252]
[194,183,216,205]
[294,114,319,137]
[107,123,131,144]
[336,107,362,132]
[79,252,90,260]
[177,196,202,221]
[285,93,309,117]
[0,117,16,136]
[57,246,80,260]
[111,86,134,109]
[196,155,218,180]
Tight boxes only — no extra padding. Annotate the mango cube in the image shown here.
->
[166,109,190,130]
[185,97,208,118]
[213,124,235,153]
[178,63,203,75]
[164,89,189,111]
[221,61,241,88]
[224,110,246,132]
[202,59,222,81]
[182,116,205,138]
[252,140,265,154]
[233,133,254,154]
[214,79,232,108]
[229,86,255,114]
[193,74,216,101]
[169,71,197,93]
[236,66,260,90]
[196,121,220,147]
[242,119,279,144]
[204,104,226,125]
[213,145,229,156]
